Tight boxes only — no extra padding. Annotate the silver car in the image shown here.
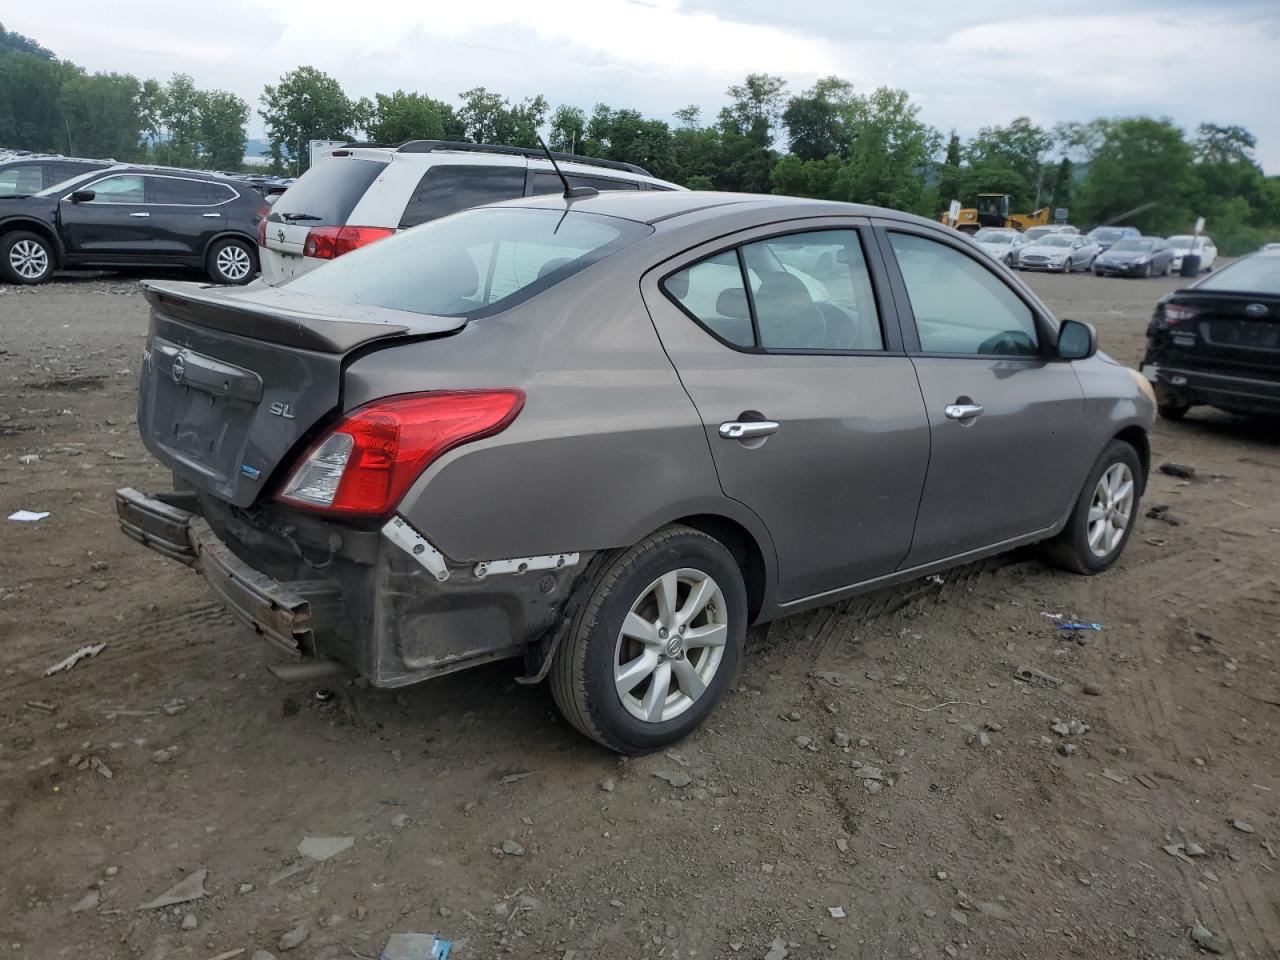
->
[1017,234,1102,273]
[116,191,1155,753]
[971,227,1025,266]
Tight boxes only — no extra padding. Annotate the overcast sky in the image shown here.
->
[14,0,1280,170]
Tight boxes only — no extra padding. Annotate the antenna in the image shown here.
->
[537,136,598,200]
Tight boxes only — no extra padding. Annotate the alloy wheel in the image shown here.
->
[1087,462,1135,558]
[613,568,728,723]
[9,239,49,280]
[216,244,252,282]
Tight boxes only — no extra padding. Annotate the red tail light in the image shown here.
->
[277,390,525,517]
[1163,303,1198,326]
[302,225,395,260]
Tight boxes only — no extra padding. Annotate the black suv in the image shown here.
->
[0,154,112,197]
[0,164,263,285]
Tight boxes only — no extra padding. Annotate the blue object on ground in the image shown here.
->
[379,933,452,960]
[1056,622,1103,631]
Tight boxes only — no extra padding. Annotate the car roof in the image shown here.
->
[89,163,247,184]
[494,190,943,228]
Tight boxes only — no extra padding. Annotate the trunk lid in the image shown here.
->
[1156,290,1280,376]
[138,280,465,508]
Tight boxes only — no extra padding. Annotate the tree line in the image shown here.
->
[3,23,1276,253]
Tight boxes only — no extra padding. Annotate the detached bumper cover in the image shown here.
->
[115,487,334,658]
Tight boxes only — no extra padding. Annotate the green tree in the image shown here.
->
[199,89,249,169]
[155,73,203,166]
[1074,117,1195,234]
[58,70,144,160]
[0,52,74,151]
[937,130,962,207]
[715,74,786,193]
[834,87,939,214]
[963,117,1051,210]
[456,87,547,147]
[366,90,458,143]
[259,66,361,174]
[782,76,855,161]
[548,104,587,152]
[0,22,55,60]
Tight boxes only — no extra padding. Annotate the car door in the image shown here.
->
[144,175,225,260]
[875,222,1090,566]
[57,173,153,258]
[641,220,931,603]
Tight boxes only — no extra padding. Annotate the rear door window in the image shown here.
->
[146,177,211,205]
[662,229,884,352]
[0,164,43,195]
[529,172,641,195]
[400,165,527,228]
[271,157,387,226]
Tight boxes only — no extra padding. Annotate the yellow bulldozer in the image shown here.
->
[942,193,1057,235]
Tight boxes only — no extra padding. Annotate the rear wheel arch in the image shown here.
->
[201,229,257,258]
[0,218,63,265]
[672,513,768,623]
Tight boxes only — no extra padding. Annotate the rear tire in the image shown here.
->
[0,230,55,285]
[1042,440,1143,575]
[1158,398,1191,420]
[549,525,747,754]
[206,237,257,285]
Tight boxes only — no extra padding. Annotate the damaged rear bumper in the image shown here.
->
[114,487,586,686]
[116,488,334,658]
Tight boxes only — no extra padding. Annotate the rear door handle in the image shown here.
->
[202,212,220,218]
[944,404,984,420]
[719,420,780,440]
[129,212,150,218]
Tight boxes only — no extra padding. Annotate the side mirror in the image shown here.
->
[69,189,96,203]
[1058,319,1097,361]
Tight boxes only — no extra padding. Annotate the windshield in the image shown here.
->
[285,206,654,318]
[974,230,1015,244]
[1112,239,1154,252]
[1040,237,1073,248]
[1197,255,1280,296]
[1090,227,1125,241]
[1024,227,1056,241]
[34,168,105,197]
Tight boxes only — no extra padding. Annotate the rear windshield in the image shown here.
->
[270,157,387,226]
[284,206,653,318]
[1197,255,1280,296]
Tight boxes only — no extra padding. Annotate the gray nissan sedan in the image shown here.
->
[117,190,1155,753]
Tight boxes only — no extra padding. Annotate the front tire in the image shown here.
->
[1063,258,1072,274]
[1158,398,1191,420]
[550,525,747,754]
[0,231,55,285]
[206,237,257,285]
[1043,440,1143,575]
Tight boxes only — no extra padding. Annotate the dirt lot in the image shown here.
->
[1,267,1278,960]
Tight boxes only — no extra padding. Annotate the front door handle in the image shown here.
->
[944,403,984,420]
[202,212,221,218]
[719,420,780,440]
[129,212,150,218]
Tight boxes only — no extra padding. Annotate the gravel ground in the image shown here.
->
[1,266,1278,960]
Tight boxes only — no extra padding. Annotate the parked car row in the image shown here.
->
[968,222,1217,279]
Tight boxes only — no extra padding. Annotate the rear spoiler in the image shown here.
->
[141,281,466,354]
